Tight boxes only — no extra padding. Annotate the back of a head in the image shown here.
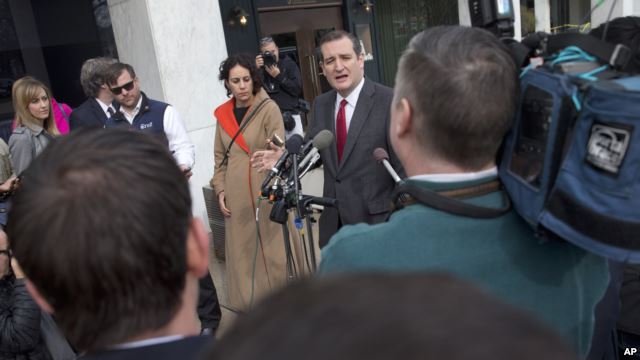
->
[7,128,192,352]
[395,26,518,170]
[590,16,640,73]
[206,273,576,360]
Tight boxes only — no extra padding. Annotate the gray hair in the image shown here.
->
[80,57,118,98]
[259,36,276,49]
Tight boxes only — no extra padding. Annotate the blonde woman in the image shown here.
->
[10,77,60,175]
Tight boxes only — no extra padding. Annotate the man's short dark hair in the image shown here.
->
[218,53,263,97]
[395,26,518,170]
[205,273,576,360]
[7,128,192,352]
[317,30,363,62]
[105,62,137,87]
[80,57,118,98]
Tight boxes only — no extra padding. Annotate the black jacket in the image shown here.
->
[69,98,109,130]
[261,56,302,112]
[0,273,52,360]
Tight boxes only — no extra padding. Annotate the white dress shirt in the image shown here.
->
[334,77,365,132]
[119,96,195,168]
[111,335,185,350]
[409,167,498,183]
[95,98,115,118]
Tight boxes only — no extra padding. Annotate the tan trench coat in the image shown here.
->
[211,89,305,310]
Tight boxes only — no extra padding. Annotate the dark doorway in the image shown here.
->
[0,0,117,131]
[259,6,343,106]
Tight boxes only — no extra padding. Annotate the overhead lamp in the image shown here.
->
[359,0,374,12]
[233,6,249,26]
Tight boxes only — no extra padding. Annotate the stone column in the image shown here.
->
[534,0,551,33]
[592,0,640,28]
[107,0,229,227]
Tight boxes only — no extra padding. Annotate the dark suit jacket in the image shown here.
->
[69,98,108,130]
[307,79,403,247]
[80,336,211,360]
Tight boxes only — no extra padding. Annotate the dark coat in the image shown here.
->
[69,98,108,130]
[0,273,51,360]
[307,79,403,247]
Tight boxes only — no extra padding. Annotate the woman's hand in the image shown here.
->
[218,191,231,218]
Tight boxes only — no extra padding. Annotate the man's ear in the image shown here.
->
[25,280,54,314]
[186,218,209,278]
[395,98,413,138]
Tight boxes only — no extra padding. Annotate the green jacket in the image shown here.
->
[319,175,609,356]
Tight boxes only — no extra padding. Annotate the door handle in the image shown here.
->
[306,55,319,95]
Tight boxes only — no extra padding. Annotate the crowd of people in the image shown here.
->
[0,18,639,360]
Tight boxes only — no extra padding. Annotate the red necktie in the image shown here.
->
[336,99,348,162]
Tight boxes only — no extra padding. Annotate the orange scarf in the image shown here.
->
[214,98,250,154]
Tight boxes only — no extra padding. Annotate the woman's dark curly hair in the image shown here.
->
[218,53,263,97]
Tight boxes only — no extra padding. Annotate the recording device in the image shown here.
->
[467,0,640,262]
[373,148,401,184]
[373,147,410,204]
[262,51,277,67]
[270,133,284,148]
[298,130,333,174]
[469,0,514,38]
[260,134,304,195]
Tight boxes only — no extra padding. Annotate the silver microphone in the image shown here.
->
[298,130,334,178]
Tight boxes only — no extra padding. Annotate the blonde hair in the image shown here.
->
[12,76,60,136]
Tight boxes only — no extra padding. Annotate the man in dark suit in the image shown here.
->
[7,128,212,358]
[69,57,117,130]
[252,30,402,247]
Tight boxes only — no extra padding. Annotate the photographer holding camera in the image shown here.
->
[255,36,304,139]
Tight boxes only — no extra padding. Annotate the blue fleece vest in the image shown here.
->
[106,93,169,147]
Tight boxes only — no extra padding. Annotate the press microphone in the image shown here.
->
[298,130,334,171]
[373,148,401,183]
[261,134,304,195]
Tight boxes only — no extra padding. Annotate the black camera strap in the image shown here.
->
[220,98,271,167]
[547,33,632,69]
[392,180,511,219]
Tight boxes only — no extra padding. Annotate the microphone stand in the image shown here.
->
[267,156,337,276]
[282,153,298,281]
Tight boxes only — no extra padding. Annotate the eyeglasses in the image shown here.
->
[110,80,135,95]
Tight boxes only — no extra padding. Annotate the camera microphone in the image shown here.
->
[373,148,402,184]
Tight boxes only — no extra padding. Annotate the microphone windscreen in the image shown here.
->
[285,134,304,153]
[373,147,389,162]
[312,130,334,150]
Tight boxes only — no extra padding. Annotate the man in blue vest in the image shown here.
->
[105,62,194,177]
[105,62,220,335]
[319,26,609,357]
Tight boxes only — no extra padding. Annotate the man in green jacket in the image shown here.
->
[319,26,609,357]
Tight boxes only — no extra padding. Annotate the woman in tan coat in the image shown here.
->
[211,54,291,310]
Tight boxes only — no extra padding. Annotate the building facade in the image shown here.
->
[1,0,638,227]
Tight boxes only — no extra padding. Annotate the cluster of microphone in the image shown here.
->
[260,130,334,199]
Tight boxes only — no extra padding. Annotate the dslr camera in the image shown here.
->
[262,51,277,67]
